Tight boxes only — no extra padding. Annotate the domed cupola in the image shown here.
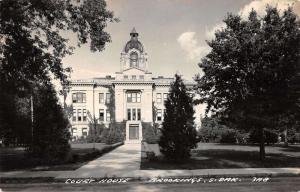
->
[123,28,144,53]
[120,28,148,72]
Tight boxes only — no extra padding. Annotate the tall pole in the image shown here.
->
[31,55,35,148]
[93,83,95,150]
[30,95,34,147]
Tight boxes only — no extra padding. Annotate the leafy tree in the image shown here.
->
[31,83,71,161]
[199,116,243,143]
[199,116,227,142]
[0,0,116,145]
[1,0,116,94]
[159,74,197,161]
[248,128,278,145]
[195,7,300,160]
[0,93,32,146]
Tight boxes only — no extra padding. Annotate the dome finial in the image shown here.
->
[130,27,138,37]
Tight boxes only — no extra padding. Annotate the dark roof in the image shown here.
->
[124,28,144,53]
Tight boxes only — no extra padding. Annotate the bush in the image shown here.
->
[248,129,278,144]
[86,123,106,143]
[287,128,298,144]
[219,129,237,143]
[198,117,225,143]
[235,132,249,144]
[101,122,125,144]
[295,133,300,143]
[146,151,156,161]
[142,122,159,144]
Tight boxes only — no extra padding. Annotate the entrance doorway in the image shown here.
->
[129,124,139,140]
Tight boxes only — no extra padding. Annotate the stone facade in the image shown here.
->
[67,28,204,143]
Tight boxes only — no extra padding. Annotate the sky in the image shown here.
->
[62,0,300,81]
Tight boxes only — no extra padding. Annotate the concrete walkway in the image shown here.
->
[56,143,141,178]
[1,143,300,179]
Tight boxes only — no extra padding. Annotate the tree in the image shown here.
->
[195,7,300,160]
[1,0,116,94]
[159,74,197,161]
[86,111,104,144]
[0,0,116,145]
[31,83,71,161]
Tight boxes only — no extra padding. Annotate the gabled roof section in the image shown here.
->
[122,66,146,73]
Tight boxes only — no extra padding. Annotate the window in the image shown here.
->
[163,93,168,102]
[72,94,77,103]
[139,75,144,80]
[132,75,136,80]
[106,110,111,121]
[72,109,76,121]
[99,109,104,121]
[132,108,136,120]
[127,109,131,120]
[127,108,141,121]
[127,93,132,102]
[72,128,77,135]
[78,109,82,121]
[157,109,162,121]
[72,92,86,103]
[137,93,141,102]
[127,92,141,103]
[99,93,104,103]
[106,93,111,104]
[132,93,137,102]
[137,108,141,120]
[83,109,87,121]
[124,75,128,80]
[156,93,162,103]
[82,128,88,137]
[130,52,138,67]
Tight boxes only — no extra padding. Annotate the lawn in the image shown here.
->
[0,143,122,172]
[141,143,300,170]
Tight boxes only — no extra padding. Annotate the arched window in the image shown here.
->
[130,52,138,67]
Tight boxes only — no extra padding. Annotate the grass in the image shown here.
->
[141,143,300,170]
[0,143,122,172]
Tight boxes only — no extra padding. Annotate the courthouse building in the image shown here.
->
[67,28,204,143]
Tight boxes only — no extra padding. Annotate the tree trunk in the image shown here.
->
[259,127,265,161]
[284,128,288,147]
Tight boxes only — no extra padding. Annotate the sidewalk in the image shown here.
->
[1,144,300,180]
[56,143,142,178]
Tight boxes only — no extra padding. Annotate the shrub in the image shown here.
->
[287,128,298,144]
[219,129,237,143]
[86,123,106,143]
[248,129,278,144]
[142,122,159,144]
[199,117,224,142]
[235,132,249,144]
[101,122,125,144]
[146,151,156,161]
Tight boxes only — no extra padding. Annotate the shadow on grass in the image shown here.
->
[278,145,300,153]
[140,149,300,170]
[0,143,123,172]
